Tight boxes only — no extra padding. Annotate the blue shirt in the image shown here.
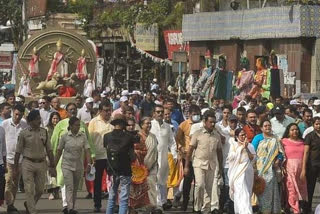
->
[171,109,185,125]
[298,121,308,135]
[251,133,284,161]
[112,100,120,110]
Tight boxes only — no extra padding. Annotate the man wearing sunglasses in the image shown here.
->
[39,96,55,127]
[150,105,177,211]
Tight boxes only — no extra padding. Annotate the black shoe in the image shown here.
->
[24,201,30,214]
[211,209,220,214]
[181,201,188,211]
[7,204,18,212]
[93,207,101,213]
[85,193,92,199]
[62,207,69,214]
[69,209,78,214]
[162,202,172,211]
[194,211,202,214]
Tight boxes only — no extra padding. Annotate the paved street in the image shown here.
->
[0,184,319,214]
[0,191,194,214]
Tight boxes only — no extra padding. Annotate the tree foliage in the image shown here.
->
[70,0,190,37]
[0,0,24,49]
[95,0,187,36]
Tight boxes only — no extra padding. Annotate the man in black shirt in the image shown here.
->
[104,114,135,214]
[303,116,320,213]
[301,117,320,212]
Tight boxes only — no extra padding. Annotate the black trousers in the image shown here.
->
[0,165,5,200]
[182,159,194,206]
[306,165,320,212]
[93,159,108,209]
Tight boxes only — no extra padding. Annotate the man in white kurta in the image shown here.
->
[150,105,177,209]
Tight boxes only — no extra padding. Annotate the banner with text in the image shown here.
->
[164,30,188,60]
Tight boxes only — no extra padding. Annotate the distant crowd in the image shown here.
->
[0,89,319,214]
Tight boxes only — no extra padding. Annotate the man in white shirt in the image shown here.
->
[216,113,238,213]
[39,96,56,127]
[270,105,295,139]
[88,101,113,213]
[77,97,94,125]
[1,104,28,213]
[313,99,320,117]
[150,105,177,211]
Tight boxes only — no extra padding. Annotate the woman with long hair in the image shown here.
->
[252,120,284,214]
[282,123,307,214]
[46,112,61,200]
[227,128,256,214]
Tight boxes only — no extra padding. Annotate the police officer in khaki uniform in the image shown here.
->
[14,110,56,214]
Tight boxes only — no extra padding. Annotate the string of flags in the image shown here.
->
[128,34,172,66]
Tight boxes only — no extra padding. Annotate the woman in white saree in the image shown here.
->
[227,128,256,214]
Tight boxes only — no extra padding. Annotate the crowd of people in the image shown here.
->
[0,89,319,214]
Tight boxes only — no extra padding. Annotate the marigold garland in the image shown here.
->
[131,163,148,185]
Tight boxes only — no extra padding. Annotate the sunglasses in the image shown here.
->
[156,110,164,114]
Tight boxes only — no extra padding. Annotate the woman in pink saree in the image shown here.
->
[282,123,307,214]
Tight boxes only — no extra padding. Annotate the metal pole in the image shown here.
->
[113,42,116,78]
[247,0,250,9]
[178,62,182,104]
[140,55,144,91]
[126,43,130,90]
[262,0,267,8]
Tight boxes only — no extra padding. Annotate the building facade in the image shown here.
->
[182,5,320,95]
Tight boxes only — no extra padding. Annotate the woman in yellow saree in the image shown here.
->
[252,120,285,214]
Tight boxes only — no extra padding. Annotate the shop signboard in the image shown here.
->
[164,30,185,60]
[134,23,159,51]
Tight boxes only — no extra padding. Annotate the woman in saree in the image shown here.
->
[281,123,307,214]
[128,117,159,213]
[252,120,284,214]
[227,128,256,214]
[46,112,61,200]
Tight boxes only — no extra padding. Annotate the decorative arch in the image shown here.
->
[16,28,96,96]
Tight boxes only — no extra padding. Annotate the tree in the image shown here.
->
[0,0,24,49]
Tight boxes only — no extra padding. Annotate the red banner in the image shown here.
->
[164,30,189,60]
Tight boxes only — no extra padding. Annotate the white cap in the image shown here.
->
[15,97,23,102]
[153,78,157,82]
[121,90,129,96]
[85,97,94,103]
[120,96,128,102]
[0,97,6,104]
[85,164,96,182]
[155,100,162,105]
[314,99,320,106]
[289,100,299,105]
[100,93,106,98]
[130,90,140,95]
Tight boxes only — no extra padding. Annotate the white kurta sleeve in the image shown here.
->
[168,127,178,160]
